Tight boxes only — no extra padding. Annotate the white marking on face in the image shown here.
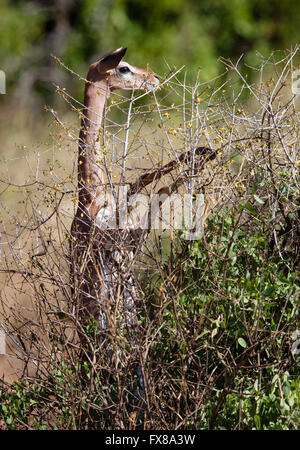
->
[116,61,140,82]
[118,61,138,73]
[114,60,159,91]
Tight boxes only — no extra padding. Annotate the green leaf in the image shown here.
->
[264,286,274,297]
[253,194,265,204]
[6,415,13,425]
[238,337,247,348]
[254,414,261,430]
[246,202,256,215]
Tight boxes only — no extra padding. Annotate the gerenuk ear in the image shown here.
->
[97,47,127,73]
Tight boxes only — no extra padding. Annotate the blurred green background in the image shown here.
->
[1,0,299,109]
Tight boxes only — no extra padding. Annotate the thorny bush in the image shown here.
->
[0,49,299,429]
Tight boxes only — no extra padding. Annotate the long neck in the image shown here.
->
[78,79,110,208]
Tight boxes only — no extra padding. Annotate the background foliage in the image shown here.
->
[1,0,300,106]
